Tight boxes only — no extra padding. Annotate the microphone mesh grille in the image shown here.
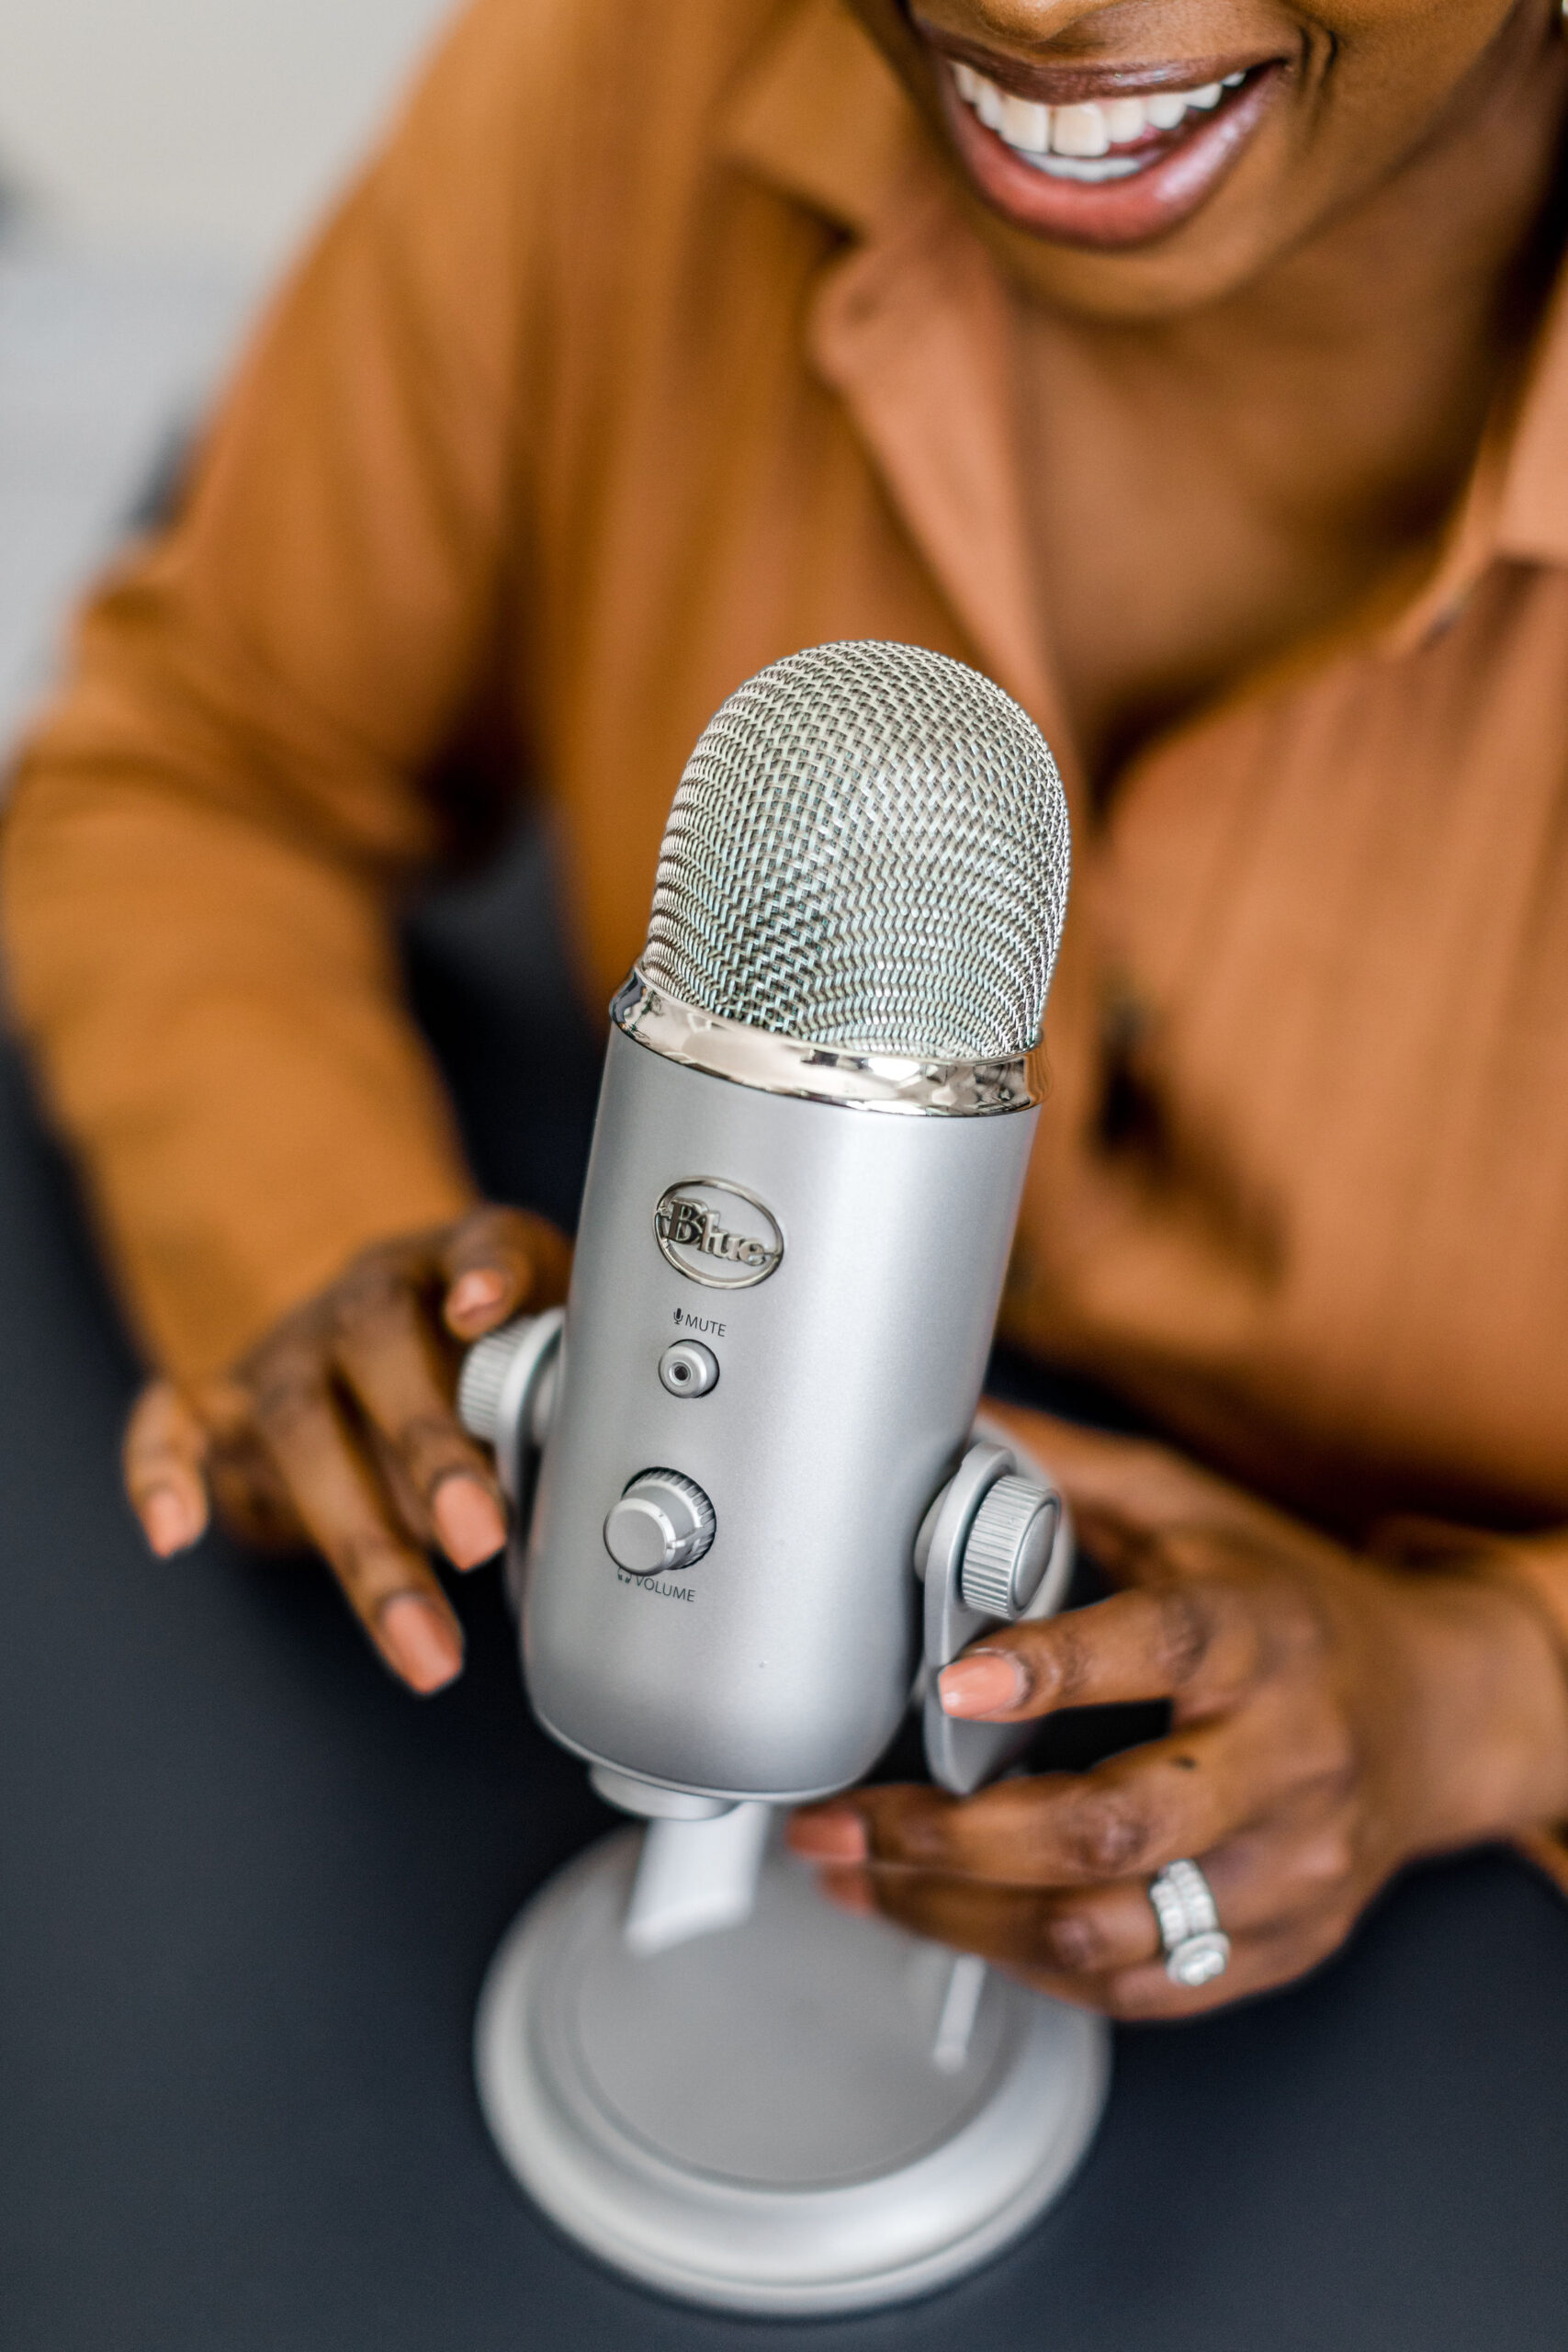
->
[643,642,1070,1059]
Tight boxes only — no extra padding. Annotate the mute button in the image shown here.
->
[659,1340,719,1397]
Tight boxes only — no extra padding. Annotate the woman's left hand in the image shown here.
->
[788,1412,1568,2018]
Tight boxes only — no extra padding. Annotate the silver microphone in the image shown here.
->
[461,640,1071,1814]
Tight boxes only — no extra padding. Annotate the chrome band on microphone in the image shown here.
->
[611,969,1043,1115]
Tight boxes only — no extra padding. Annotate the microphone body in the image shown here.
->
[523,1016,1038,1802]
[474,641,1070,1815]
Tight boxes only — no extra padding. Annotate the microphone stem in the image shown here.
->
[622,1801,773,1957]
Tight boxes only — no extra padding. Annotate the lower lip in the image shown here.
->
[938,63,1285,250]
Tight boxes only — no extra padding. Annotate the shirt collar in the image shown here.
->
[717,0,1065,749]
[1384,262,1568,652]
[1495,261,1568,570]
[717,0,925,243]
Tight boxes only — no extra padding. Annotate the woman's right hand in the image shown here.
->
[121,1204,571,1694]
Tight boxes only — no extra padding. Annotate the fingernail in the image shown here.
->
[785,1806,868,1862]
[432,1474,507,1569]
[378,1593,462,1693]
[141,1486,200,1556]
[939,1648,1029,1719]
[818,1867,874,1917]
[446,1270,507,1324]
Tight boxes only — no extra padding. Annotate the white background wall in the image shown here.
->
[0,0,461,744]
[0,0,457,268]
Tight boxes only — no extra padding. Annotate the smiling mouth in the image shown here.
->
[934,46,1288,247]
[955,62,1248,179]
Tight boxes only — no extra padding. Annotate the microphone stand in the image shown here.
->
[462,1323,1111,2315]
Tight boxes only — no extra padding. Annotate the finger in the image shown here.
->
[975,1819,1358,1978]
[359,1417,454,1555]
[936,1578,1266,1724]
[207,1433,310,1549]
[247,1350,463,1693]
[179,1371,309,1548]
[830,1863,1353,2021]
[441,1205,570,1337]
[793,1715,1292,1889]
[1083,1907,1356,2020]
[331,1254,507,1568]
[828,1865,1094,1973]
[123,1380,210,1554]
[812,1861,1142,2015]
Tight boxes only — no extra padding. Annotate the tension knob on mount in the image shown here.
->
[456,1309,564,1498]
[920,1439,1074,1799]
[958,1474,1061,1621]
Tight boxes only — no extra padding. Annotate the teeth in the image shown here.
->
[1051,103,1110,159]
[1102,97,1148,145]
[998,92,1051,153]
[1035,155,1143,183]
[953,64,1250,173]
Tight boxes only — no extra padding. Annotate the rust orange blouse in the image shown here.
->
[7,0,1568,1648]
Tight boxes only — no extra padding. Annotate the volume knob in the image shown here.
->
[959,1475,1061,1620]
[604,1469,716,1577]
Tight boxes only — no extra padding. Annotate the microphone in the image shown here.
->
[458,646,1109,2315]
[462,639,1071,1815]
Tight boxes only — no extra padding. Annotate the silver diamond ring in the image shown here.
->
[1148,1859,1231,1989]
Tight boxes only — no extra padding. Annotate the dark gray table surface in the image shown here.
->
[6,829,1568,2350]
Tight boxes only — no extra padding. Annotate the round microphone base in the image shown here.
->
[475,1830,1111,2315]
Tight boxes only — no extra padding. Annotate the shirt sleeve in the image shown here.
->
[0,0,560,1380]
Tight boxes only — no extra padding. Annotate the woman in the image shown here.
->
[6,0,1568,2020]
